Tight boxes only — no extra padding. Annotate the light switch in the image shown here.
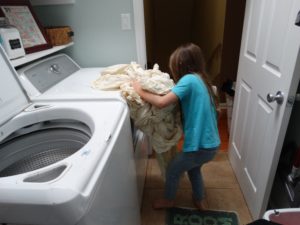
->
[121,13,131,30]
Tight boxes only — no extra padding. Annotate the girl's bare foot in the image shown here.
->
[152,199,175,209]
[193,198,207,211]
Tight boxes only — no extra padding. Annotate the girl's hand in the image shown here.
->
[132,80,143,95]
[132,80,178,108]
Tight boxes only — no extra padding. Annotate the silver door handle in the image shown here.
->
[267,91,284,104]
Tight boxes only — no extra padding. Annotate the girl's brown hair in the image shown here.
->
[169,43,219,109]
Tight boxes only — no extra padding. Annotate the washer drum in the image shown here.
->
[0,119,91,178]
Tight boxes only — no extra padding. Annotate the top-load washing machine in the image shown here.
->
[0,47,140,225]
[16,53,150,207]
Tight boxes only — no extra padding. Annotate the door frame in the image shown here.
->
[133,0,147,68]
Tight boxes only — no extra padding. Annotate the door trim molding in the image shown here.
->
[133,0,147,68]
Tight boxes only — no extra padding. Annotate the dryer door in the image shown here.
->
[0,46,29,126]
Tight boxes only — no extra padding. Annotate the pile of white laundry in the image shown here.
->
[92,62,182,157]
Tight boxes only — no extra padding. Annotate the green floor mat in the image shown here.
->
[166,207,239,225]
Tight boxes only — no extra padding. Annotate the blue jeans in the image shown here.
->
[164,148,218,201]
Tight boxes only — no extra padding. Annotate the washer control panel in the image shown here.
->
[18,54,80,94]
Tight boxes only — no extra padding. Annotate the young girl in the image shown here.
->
[132,43,220,210]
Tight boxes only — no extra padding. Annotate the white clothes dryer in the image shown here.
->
[0,47,140,225]
[17,54,150,207]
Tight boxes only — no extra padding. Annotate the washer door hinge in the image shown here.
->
[24,104,52,112]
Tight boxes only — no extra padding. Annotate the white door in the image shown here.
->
[229,0,300,219]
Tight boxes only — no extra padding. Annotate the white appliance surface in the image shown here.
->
[17,54,149,208]
[17,54,123,102]
[36,68,123,100]
[0,47,140,225]
[0,101,140,225]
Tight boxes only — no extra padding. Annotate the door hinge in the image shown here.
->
[295,10,300,26]
[287,94,300,107]
[287,96,295,107]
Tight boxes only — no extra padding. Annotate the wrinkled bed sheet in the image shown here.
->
[92,62,182,177]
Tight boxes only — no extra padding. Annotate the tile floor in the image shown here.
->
[140,110,253,225]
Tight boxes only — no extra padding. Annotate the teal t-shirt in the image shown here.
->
[172,74,220,152]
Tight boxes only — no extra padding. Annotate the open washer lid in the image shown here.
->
[0,46,30,126]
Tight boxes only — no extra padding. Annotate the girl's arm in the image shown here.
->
[132,81,178,108]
